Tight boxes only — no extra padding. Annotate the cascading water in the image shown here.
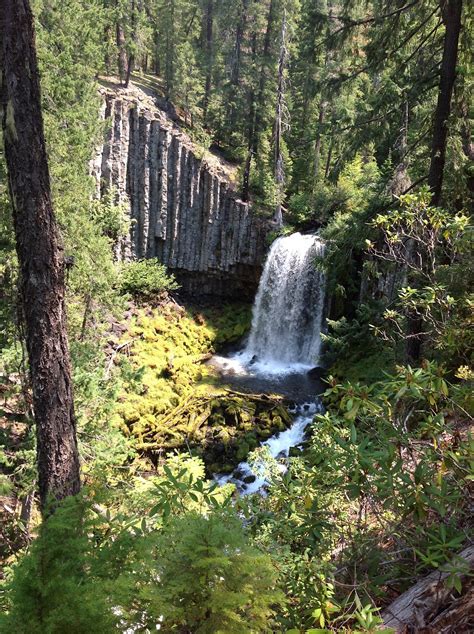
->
[215,232,326,376]
[213,232,327,494]
[245,232,325,371]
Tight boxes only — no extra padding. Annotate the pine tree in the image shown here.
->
[1,0,80,510]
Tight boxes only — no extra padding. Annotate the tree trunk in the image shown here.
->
[125,54,134,88]
[405,312,423,363]
[242,151,252,203]
[273,11,288,227]
[104,24,113,72]
[227,0,249,130]
[124,0,136,88]
[324,140,333,180]
[116,22,127,84]
[0,0,81,512]
[165,0,176,99]
[427,0,462,205]
[202,0,213,124]
[405,0,462,362]
[242,30,258,202]
[242,0,276,197]
[251,0,276,159]
[390,99,412,196]
[312,102,326,190]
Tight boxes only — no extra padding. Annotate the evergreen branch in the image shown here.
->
[324,0,421,29]
[330,6,441,88]
[399,19,443,70]
[316,0,423,48]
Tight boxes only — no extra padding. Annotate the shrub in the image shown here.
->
[119,258,179,299]
[145,511,283,633]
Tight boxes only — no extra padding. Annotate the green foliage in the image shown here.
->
[368,190,473,364]
[90,191,129,243]
[317,153,387,300]
[1,2,473,631]
[236,361,472,630]
[119,259,180,299]
[1,471,281,634]
[322,302,394,382]
[1,497,118,634]
[35,0,120,321]
[0,161,17,351]
[147,511,283,632]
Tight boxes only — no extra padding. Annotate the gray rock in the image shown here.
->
[93,90,272,299]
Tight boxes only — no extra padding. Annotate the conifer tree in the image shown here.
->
[0,0,80,510]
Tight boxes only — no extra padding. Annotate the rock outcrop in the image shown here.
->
[92,84,271,298]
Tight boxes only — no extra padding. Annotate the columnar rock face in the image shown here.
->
[92,87,271,298]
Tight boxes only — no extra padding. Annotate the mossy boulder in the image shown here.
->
[113,300,293,475]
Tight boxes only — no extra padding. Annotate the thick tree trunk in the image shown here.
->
[427,0,462,205]
[116,22,127,84]
[125,54,134,88]
[0,0,80,511]
[405,1,462,362]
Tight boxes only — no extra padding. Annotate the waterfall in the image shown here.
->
[242,232,325,372]
[213,232,326,494]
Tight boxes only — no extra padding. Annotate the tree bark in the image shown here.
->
[165,0,176,99]
[324,140,333,180]
[228,0,249,129]
[0,0,81,511]
[242,29,258,202]
[273,11,288,227]
[312,102,326,190]
[202,0,213,124]
[124,0,136,88]
[382,545,474,632]
[116,21,127,84]
[405,0,462,362]
[250,0,276,159]
[427,0,462,205]
[125,54,134,88]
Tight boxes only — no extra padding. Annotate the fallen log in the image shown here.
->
[382,545,474,632]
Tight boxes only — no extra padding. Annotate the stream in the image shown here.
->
[211,232,326,495]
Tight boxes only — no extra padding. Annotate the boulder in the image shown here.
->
[307,366,326,381]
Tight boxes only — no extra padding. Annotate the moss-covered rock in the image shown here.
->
[112,299,292,474]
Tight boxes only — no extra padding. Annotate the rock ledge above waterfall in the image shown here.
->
[92,78,273,299]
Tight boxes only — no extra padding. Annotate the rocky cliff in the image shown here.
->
[92,84,271,298]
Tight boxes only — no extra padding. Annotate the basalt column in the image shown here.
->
[94,91,270,299]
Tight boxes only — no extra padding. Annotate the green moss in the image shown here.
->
[113,300,291,474]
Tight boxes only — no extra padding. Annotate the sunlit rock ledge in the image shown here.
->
[91,79,273,299]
